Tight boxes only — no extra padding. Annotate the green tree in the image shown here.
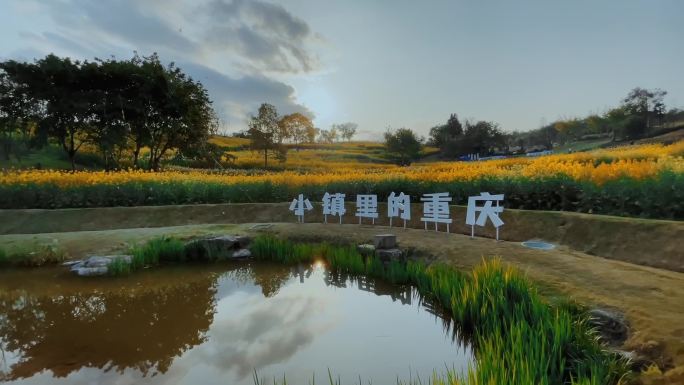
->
[0,69,38,161]
[622,87,667,132]
[459,120,506,156]
[15,55,94,171]
[384,128,423,166]
[248,103,286,167]
[429,113,463,149]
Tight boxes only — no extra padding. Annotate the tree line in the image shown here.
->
[423,87,680,159]
[245,102,357,167]
[0,53,217,170]
[507,87,681,154]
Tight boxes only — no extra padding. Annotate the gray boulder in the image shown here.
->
[69,255,133,277]
[205,235,251,248]
[185,235,251,260]
[357,244,376,257]
[588,308,629,346]
[232,249,252,259]
[374,234,397,249]
[73,266,110,277]
[376,248,403,262]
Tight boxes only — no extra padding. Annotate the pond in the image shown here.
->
[0,261,472,384]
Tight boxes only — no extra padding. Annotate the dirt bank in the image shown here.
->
[1,222,682,384]
[1,203,682,272]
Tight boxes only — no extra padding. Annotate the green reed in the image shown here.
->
[248,235,630,385]
[108,237,187,275]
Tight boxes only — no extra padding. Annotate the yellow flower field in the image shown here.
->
[2,141,682,188]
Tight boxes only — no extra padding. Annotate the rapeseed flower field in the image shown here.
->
[1,141,682,218]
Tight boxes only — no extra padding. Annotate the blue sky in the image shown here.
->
[1,0,682,139]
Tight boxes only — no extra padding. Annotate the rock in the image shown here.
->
[185,235,251,261]
[206,235,250,248]
[69,255,133,277]
[61,260,81,267]
[186,236,236,260]
[357,244,376,257]
[374,234,397,249]
[234,235,251,248]
[232,249,252,259]
[80,256,113,268]
[73,266,110,277]
[376,248,403,262]
[588,308,629,346]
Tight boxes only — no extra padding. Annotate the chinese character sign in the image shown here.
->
[356,194,378,224]
[388,192,410,228]
[421,192,452,232]
[289,194,313,223]
[466,192,504,240]
[289,191,505,241]
[322,192,346,224]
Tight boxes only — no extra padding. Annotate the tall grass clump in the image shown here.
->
[128,237,186,271]
[248,235,629,385]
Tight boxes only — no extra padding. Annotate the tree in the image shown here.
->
[333,122,358,142]
[146,64,217,170]
[604,107,629,140]
[317,127,338,143]
[428,113,463,151]
[622,87,667,131]
[81,59,131,170]
[458,120,506,156]
[248,103,286,167]
[384,128,423,166]
[3,55,94,171]
[0,68,38,161]
[279,112,314,149]
[0,53,218,171]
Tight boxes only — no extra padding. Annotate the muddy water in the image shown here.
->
[0,262,472,384]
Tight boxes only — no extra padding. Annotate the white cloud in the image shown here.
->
[7,0,324,131]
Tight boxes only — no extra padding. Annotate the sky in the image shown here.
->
[0,0,682,140]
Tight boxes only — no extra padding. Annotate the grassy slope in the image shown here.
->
[0,145,81,170]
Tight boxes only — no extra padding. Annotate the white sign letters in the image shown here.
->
[322,192,346,224]
[388,192,411,228]
[466,192,505,240]
[290,191,505,240]
[289,194,313,223]
[420,192,452,232]
[356,194,379,224]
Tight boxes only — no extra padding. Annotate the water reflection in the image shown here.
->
[0,269,218,380]
[0,262,472,384]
